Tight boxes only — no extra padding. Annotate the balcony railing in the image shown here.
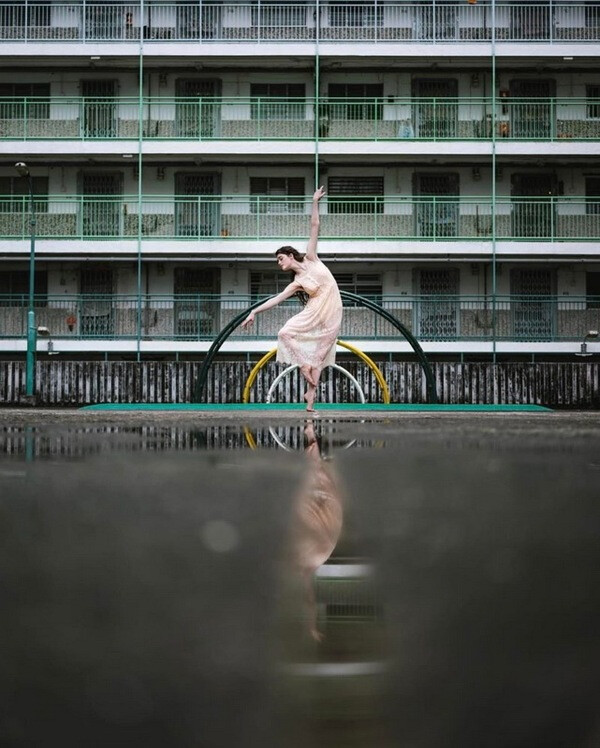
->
[1,195,599,242]
[0,2,598,43]
[2,96,600,141]
[1,294,598,343]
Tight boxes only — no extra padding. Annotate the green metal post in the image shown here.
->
[315,0,320,188]
[26,310,36,397]
[18,166,37,398]
[491,0,497,364]
[136,0,144,363]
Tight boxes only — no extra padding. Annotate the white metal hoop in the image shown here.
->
[265,364,366,404]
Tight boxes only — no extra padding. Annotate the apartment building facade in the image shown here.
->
[1,0,600,361]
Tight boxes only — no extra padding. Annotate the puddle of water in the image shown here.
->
[1,417,599,747]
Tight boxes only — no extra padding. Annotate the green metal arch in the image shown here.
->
[193,291,438,403]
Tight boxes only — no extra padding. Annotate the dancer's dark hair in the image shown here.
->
[275,246,309,306]
[275,245,305,262]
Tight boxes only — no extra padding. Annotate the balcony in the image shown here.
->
[0,2,598,45]
[1,294,599,346]
[1,196,599,244]
[2,96,600,143]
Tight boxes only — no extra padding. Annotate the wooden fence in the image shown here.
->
[1,360,599,407]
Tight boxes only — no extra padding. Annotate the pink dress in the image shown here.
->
[276,258,343,369]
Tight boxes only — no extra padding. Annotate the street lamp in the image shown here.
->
[37,326,59,356]
[576,330,599,357]
[14,161,36,399]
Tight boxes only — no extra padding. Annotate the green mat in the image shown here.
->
[80,403,552,412]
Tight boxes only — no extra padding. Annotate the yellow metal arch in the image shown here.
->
[242,340,390,404]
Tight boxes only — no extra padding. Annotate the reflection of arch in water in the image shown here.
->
[242,424,358,452]
[242,340,389,404]
[193,291,438,403]
[268,425,357,453]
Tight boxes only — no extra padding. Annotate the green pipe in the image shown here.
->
[136,0,144,363]
[25,172,36,398]
[491,0,497,363]
[314,0,320,188]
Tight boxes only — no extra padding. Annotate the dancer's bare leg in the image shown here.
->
[303,367,321,413]
[302,370,317,412]
[304,386,316,412]
[300,364,317,387]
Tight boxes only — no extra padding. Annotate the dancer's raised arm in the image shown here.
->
[241,280,302,328]
[305,186,326,262]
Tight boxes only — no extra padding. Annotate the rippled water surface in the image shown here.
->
[1,411,599,747]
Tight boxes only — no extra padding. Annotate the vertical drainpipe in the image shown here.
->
[491,0,497,364]
[314,0,320,190]
[137,0,144,363]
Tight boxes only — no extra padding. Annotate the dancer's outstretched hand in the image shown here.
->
[241,311,255,328]
[313,186,326,202]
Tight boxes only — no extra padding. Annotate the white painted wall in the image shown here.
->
[47,266,78,296]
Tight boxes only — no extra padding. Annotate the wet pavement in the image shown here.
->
[0,410,599,747]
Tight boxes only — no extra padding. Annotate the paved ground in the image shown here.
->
[1,406,599,427]
[1,406,599,746]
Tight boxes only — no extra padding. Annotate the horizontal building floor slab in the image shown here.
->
[3,240,600,261]
[2,340,598,357]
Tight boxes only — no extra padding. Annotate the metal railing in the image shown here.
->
[1,293,598,343]
[0,2,598,43]
[1,195,599,241]
[2,96,600,141]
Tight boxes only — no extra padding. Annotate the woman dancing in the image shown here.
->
[241,187,343,412]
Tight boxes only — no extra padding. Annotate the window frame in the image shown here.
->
[327,175,384,215]
[0,270,48,305]
[585,176,600,215]
[249,176,305,214]
[333,272,383,306]
[586,271,600,309]
[250,270,293,300]
[587,84,600,119]
[0,82,50,120]
[249,83,306,121]
[327,83,383,121]
[0,176,49,213]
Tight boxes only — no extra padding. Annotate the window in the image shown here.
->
[250,271,382,306]
[327,176,384,214]
[333,273,382,305]
[328,83,383,121]
[586,177,600,215]
[0,270,48,303]
[586,272,600,309]
[250,271,291,299]
[0,82,50,119]
[0,176,49,213]
[587,85,600,119]
[250,177,305,213]
[250,83,305,120]
[80,267,113,295]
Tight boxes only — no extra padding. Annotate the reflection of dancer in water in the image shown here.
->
[290,422,344,642]
[241,187,343,412]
